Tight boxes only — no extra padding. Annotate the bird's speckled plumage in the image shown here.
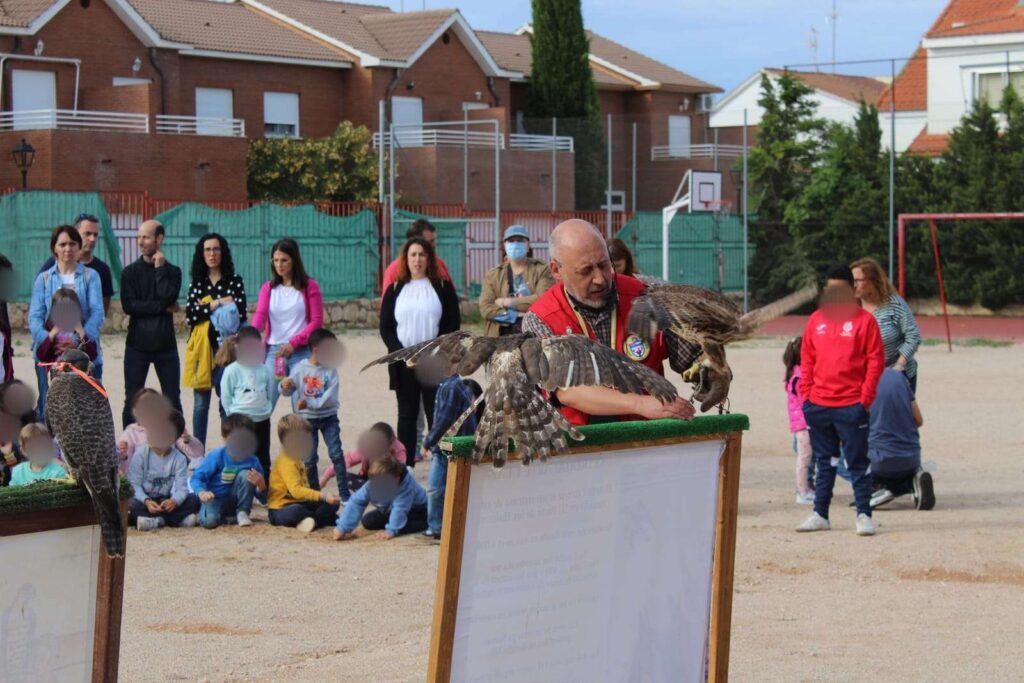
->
[363,331,678,467]
[45,350,124,557]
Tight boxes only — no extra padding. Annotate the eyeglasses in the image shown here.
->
[204,247,222,254]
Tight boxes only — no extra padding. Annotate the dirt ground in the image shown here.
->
[9,330,1024,682]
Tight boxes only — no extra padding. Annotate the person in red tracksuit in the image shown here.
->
[797,265,885,537]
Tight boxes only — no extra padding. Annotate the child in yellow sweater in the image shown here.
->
[268,415,340,534]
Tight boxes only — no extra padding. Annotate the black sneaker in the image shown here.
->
[420,530,441,542]
[914,470,935,510]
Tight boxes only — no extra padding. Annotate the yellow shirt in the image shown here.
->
[268,454,321,510]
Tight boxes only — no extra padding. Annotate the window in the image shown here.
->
[264,91,300,138]
[977,71,1024,108]
[391,95,423,147]
[668,115,691,158]
[195,87,234,135]
[12,69,56,130]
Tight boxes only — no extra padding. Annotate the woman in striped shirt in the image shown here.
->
[851,257,922,393]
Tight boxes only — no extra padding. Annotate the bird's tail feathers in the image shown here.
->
[83,479,125,558]
[737,284,819,338]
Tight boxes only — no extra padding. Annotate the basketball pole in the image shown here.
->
[742,109,749,314]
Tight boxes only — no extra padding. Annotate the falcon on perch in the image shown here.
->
[629,283,819,412]
[44,349,125,557]
[362,331,679,467]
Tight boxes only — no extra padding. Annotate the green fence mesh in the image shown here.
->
[392,209,467,293]
[616,211,752,292]
[156,203,380,301]
[0,191,122,302]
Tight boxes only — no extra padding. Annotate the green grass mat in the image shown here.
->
[444,413,749,459]
[0,476,134,516]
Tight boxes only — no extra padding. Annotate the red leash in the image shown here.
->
[37,361,109,400]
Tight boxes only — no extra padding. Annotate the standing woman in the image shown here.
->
[28,226,104,419]
[478,225,554,337]
[851,257,922,393]
[0,254,13,382]
[251,238,324,407]
[379,237,460,465]
[185,233,247,445]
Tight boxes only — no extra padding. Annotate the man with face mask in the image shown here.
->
[479,225,555,338]
[522,219,697,425]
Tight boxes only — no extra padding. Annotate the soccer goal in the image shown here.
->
[897,211,1024,351]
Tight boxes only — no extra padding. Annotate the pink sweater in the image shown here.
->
[117,423,206,474]
[319,439,407,484]
[250,279,324,349]
[785,365,807,433]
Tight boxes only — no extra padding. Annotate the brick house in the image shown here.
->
[0,0,722,211]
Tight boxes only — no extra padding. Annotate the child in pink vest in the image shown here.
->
[785,337,814,505]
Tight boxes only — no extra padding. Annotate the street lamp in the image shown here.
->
[12,138,35,190]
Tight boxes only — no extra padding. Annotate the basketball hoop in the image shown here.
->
[699,199,732,218]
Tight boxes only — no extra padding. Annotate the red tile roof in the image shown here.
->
[907,130,948,155]
[765,69,886,104]
[926,0,1024,39]
[0,0,53,28]
[877,47,928,112]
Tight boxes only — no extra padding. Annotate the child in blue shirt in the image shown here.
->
[220,326,275,483]
[190,414,267,529]
[128,409,200,531]
[279,328,345,494]
[8,423,67,486]
[333,457,427,541]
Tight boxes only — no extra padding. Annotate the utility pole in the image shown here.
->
[829,0,838,72]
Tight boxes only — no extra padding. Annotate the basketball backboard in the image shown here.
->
[690,170,723,213]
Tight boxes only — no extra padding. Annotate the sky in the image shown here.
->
[377,0,948,92]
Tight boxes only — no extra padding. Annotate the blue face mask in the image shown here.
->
[504,241,528,261]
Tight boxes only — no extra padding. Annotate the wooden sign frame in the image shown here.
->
[427,415,747,683]
[0,500,127,683]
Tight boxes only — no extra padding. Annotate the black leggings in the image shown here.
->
[394,363,436,469]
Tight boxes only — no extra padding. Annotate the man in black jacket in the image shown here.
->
[120,220,182,428]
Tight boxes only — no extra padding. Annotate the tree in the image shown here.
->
[746,73,826,301]
[247,122,378,202]
[527,0,605,209]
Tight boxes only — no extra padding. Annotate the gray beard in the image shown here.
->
[566,285,615,311]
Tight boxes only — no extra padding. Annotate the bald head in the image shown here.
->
[548,219,615,308]
[137,220,165,259]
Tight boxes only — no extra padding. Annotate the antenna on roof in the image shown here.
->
[808,26,819,70]
[828,0,839,73]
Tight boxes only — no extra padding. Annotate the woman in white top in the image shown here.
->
[251,238,324,407]
[379,237,461,465]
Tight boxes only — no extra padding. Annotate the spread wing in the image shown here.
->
[629,285,743,347]
[360,330,494,377]
[538,335,678,403]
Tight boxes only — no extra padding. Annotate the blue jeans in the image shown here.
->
[803,401,874,518]
[305,414,346,498]
[264,343,310,408]
[192,365,224,446]
[426,449,448,535]
[198,475,258,529]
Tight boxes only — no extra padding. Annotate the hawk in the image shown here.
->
[45,349,125,557]
[629,284,819,411]
[362,331,679,467]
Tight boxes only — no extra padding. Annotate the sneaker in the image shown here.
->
[856,513,876,536]
[180,513,198,528]
[795,492,815,506]
[870,489,895,509]
[137,517,165,532]
[296,517,316,534]
[236,511,253,527]
[796,512,830,532]
[914,470,935,511]
[420,529,441,542]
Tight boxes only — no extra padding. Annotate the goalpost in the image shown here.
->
[897,212,1024,352]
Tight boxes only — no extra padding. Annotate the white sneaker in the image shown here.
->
[796,512,830,532]
[236,511,253,527]
[296,517,316,534]
[795,492,815,505]
[180,513,198,528]
[137,517,165,532]
[870,489,895,509]
[856,513,876,536]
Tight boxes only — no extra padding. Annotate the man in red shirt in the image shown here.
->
[797,265,885,536]
[381,219,452,290]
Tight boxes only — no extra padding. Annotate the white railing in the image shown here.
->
[651,143,746,160]
[0,109,149,133]
[508,133,574,152]
[155,115,246,138]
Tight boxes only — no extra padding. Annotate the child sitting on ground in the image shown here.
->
[333,455,427,541]
[784,337,814,505]
[319,422,406,493]
[279,328,345,494]
[118,388,204,474]
[36,289,98,365]
[219,326,275,481]
[8,423,67,486]
[868,368,935,511]
[268,415,341,533]
[190,414,267,529]
[128,409,200,531]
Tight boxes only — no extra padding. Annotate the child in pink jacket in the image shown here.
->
[784,337,814,505]
[319,422,406,494]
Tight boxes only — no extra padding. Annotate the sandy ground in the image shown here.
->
[8,330,1024,682]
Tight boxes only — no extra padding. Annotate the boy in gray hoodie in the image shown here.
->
[127,409,200,530]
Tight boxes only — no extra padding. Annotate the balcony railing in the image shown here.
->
[155,115,246,137]
[651,143,746,161]
[373,130,574,152]
[0,109,149,133]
